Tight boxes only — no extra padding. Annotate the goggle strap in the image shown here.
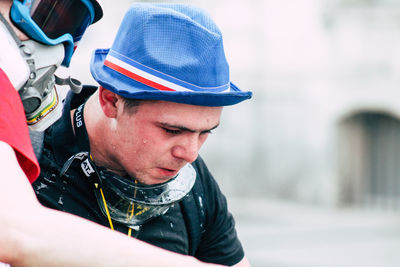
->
[55,75,83,94]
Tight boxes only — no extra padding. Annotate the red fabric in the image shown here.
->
[0,68,40,183]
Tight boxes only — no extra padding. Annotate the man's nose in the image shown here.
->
[171,135,200,163]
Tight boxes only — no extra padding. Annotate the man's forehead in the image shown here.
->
[136,100,223,126]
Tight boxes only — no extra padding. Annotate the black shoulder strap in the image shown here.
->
[73,103,90,152]
[180,174,206,256]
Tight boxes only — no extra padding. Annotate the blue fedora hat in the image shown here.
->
[90,3,252,106]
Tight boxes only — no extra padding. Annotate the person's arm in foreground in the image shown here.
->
[0,142,224,267]
[233,257,251,267]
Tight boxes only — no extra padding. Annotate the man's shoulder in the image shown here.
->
[36,86,98,166]
[191,156,210,179]
[191,156,220,193]
[29,130,45,160]
[69,85,98,109]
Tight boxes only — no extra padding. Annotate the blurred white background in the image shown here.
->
[57,0,400,266]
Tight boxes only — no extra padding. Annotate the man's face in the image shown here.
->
[106,100,223,185]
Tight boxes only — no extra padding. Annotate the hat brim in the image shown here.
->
[90,49,252,106]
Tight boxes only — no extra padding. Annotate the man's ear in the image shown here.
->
[98,86,118,118]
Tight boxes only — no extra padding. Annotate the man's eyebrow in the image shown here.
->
[159,122,220,133]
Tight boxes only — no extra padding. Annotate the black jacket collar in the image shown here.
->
[50,85,98,166]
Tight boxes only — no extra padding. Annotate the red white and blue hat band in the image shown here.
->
[104,50,231,93]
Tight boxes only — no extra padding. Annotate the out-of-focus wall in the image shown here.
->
[59,0,400,209]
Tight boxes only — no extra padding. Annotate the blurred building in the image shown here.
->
[64,0,400,210]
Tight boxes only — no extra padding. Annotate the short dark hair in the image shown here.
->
[122,97,143,114]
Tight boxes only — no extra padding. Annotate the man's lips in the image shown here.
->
[157,167,179,177]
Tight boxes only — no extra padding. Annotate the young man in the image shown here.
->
[33,3,252,267]
[0,1,222,266]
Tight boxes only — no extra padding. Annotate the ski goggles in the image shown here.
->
[61,152,196,227]
[10,0,99,66]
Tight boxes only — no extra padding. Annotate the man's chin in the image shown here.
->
[138,177,172,185]
[136,173,175,185]
[132,167,181,185]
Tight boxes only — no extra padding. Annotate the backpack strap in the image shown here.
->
[180,174,206,256]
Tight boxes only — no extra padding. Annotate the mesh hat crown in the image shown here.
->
[90,3,252,106]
